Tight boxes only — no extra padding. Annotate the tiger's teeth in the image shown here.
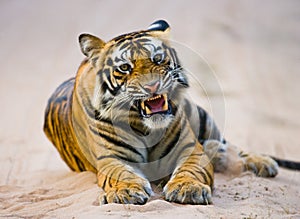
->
[162,94,168,111]
[145,106,152,115]
[148,94,161,101]
[140,94,168,116]
[141,101,145,110]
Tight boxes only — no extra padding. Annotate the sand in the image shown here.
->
[1,0,299,218]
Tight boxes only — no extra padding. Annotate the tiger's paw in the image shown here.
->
[163,178,212,205]
[244,154,278,177]
[100,182,152,205]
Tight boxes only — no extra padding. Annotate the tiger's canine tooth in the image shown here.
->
[141,101,145,110]
[162,94,168,111]
[145,106,152,115]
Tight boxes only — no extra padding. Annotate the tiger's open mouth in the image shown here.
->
[140,94,171,117]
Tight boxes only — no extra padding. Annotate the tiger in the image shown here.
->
[43,20,300,205]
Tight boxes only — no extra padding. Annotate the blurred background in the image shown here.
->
[1,0,299,184]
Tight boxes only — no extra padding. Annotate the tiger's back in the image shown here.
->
[43,77,96,172]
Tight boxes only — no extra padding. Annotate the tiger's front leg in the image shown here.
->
[96,157,152,205]
[163,142,214,205]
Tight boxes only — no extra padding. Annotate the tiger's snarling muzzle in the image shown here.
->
[139,94,171,117]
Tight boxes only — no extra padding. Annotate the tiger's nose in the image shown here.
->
[143,81,160,94]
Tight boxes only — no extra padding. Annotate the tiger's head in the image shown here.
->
[78,20,189,129]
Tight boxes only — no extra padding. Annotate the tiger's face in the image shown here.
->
[79,20,188,129]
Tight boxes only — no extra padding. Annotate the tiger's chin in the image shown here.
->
[138,93,174,129]
[142,114,174,129]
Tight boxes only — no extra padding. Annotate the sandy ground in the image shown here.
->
[1,0,300,218]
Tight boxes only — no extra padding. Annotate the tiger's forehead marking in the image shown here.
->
[111,31,148,44]
[109,36,165,64]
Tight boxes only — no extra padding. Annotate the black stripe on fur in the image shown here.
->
[270,156,300,170]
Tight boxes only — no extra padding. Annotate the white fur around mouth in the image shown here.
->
[140,94,169,116]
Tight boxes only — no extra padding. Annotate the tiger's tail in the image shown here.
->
[270,156,300,170]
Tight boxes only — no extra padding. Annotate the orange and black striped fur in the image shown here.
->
[44,20,298,205]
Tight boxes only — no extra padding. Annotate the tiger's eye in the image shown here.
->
[118,63,132,73]
[152,53,164,64]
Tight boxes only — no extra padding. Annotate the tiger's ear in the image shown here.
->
[79,34,105,58]
[147,20,170,37]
